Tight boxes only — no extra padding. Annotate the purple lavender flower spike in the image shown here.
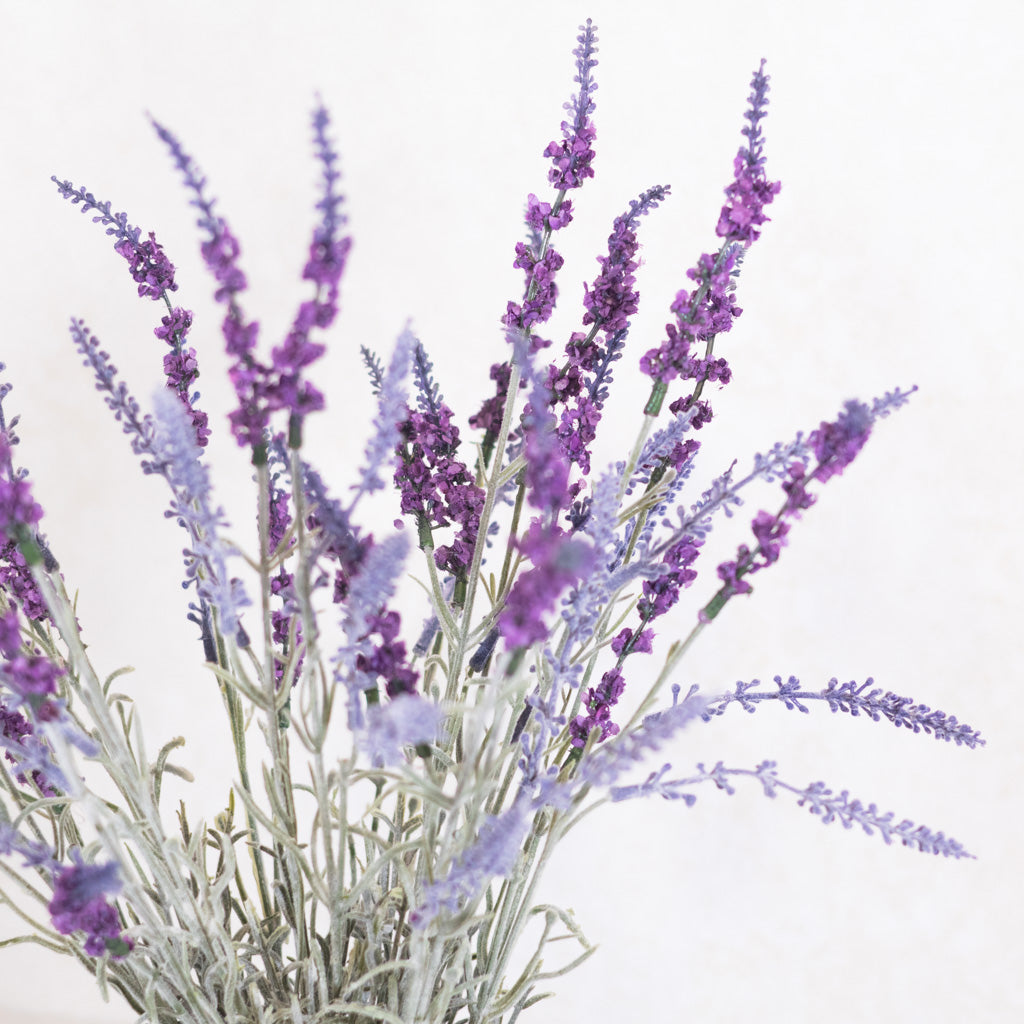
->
[69,319,158,462]
[151,389,250,642]
[611,759,974,858]
[395,342,484,582]
[584,184,669,335]
[0,433,43,546]
[291,452,366,600]
[52,181,209,445]
[0,374,56,622]
[702,675,985,748]
[0,639,65,708]
[269,103,352,446]
[704,393,907,623]
[333,530,418,723]
[471,26,600,458]
[715,60,782,246]
[807,398,873,482]
[351,328,414,508]
[548,186,669,476]
[362,693,444,766]
[356,609,418,698]
[793,775,974,857]
[49,849,134,958]
[1,692,61,795]
[544,19,599,190]
[640,61,780,419]
[578,690,708,789]
[521,365,571,516]
[499,521,594,649]
[113,231,178,299]
[0,823,57,871]
[410,796,532,928]
[569,666,626,747]
[151,116,269,452]
[639,245,739,404]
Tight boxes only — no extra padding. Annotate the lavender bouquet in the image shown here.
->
[0,18,982,1024]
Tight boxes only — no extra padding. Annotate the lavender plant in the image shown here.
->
[0,19,980,1023]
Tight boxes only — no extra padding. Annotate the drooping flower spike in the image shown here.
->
[51,178,209,447]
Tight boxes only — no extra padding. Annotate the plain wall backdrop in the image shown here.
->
[1,0,1021,1021]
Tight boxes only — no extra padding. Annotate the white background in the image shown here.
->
[1,0,1021,1020]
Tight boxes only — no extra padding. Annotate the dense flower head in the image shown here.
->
[543,186,668,476]
[544,20,599,190]
[584,184,669,335]
[355,609,418,698]
[639,61,778,423]
[570,666,626,747]
[522,382,571,515]
[809,399,873,481]
[470,29,602,455]
[638,536,702,620]
[0,435,42,538]
[51,179,211,449]
[1,648,64,705]
[1,701,46,789]
[525,193,574,232]
[151,390,250,641]
[114,231,178,299]
[49,851,133,958]
[265,457,303,686]
[0,541,49,622]
[0,394,52,617]
[504,244,565,336]
[395,343,484,578]
[0,602,62,792]
[50,178,175,300]
[305,103,352,289]
[639,246,739,391]
[153,306,209,448]
[715,60,781,245]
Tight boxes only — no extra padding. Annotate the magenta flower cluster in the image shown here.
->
[639,60,780,427]
[396,344,484,581]
[714,399,873,605]
[499,360,594,650]
[48,851,133,958]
